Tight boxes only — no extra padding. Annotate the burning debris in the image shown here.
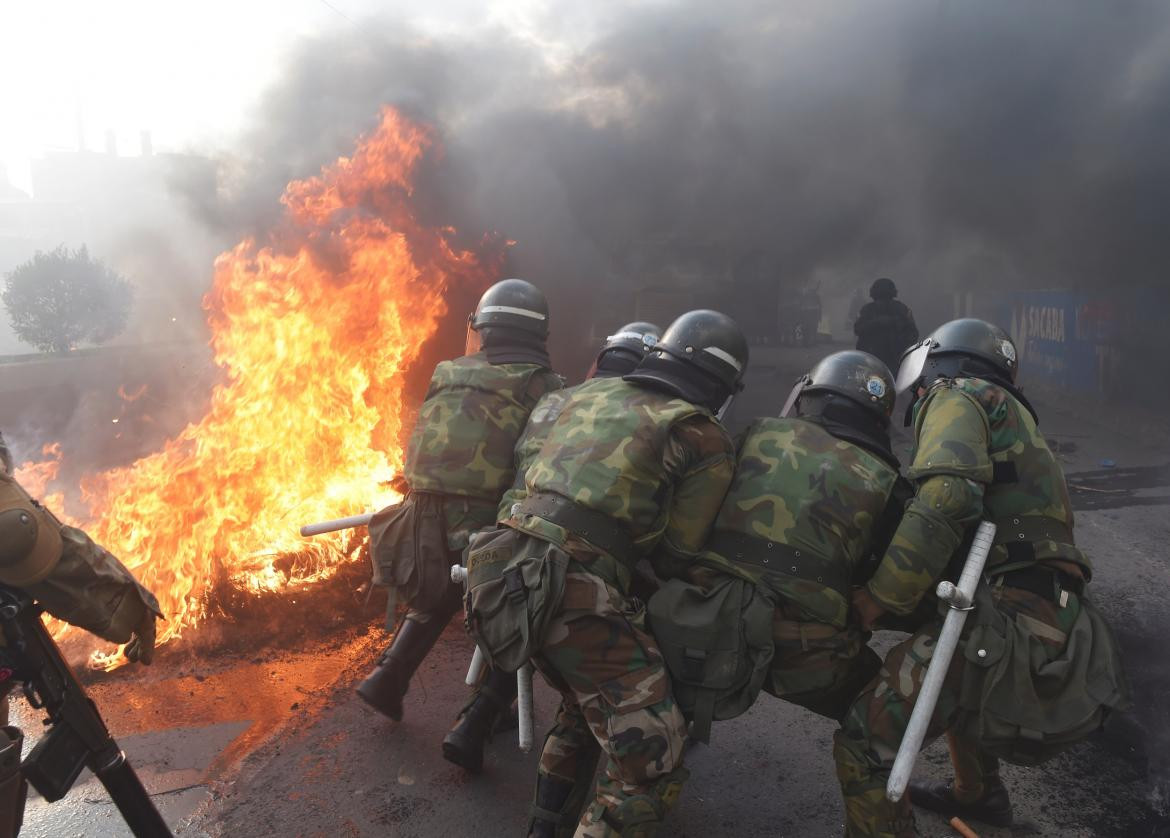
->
[16,108,505,659]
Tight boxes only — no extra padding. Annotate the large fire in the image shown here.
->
[15,108,501,656]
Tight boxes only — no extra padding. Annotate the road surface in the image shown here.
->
[14,344,1170,837]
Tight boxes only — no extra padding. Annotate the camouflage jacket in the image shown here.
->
[505,376,735,591]
[701,417,903,629]
[868,376,1088,614]
[404,352,561,549]
[0,432,11,474]
[498,385,577,517]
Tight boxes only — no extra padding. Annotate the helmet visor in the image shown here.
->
[779,377,808,418]
[895,340,933,393]
[464,317,483,356]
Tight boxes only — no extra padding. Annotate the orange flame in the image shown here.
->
[32,108,500,656]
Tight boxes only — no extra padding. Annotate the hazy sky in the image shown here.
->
[0,0,581,194]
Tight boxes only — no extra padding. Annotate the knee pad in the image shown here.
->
[833,730,881,794]
[589,766,689,837]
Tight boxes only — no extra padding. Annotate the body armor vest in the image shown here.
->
[404,353,558,503]
[705,418,899,628]
[521,376,706,551]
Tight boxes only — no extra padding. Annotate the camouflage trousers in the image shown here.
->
[833,585,1081,838]
[765,603,881,722]
[533,569,687,838]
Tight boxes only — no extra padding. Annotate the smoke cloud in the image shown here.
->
[178,0,1170,375]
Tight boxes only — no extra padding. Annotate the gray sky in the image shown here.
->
[0,0,591,193]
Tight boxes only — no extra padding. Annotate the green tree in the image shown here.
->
[2,245,133,353]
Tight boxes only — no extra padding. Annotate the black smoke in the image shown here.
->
[178,0,1170,375]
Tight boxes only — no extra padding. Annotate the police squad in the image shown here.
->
[0,277,1128,837]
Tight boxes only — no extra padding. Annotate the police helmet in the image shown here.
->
[470,279,549,338]
[780,351,895,421]
[624,310,748,411]
[870,277,898,300]
[591,321,661,378]
[896,318,1018,393]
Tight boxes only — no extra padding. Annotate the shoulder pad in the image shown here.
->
[907,387,993,483]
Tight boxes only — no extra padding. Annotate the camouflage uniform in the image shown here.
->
[499,387,576,516]
[359,351,561,729]
[701,416,905,721]
[501,375,735,837]
[833,377,1097,838]
[380,351,562,622]
[0,436,160,649]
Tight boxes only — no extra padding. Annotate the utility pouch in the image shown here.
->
[958,583,1130,766]
[21,719,88,802]
[464,528,569,674]
[368,493,452,614]
[647,574,774,743]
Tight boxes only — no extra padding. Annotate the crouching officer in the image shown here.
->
[441,322,660,773]
[357,280,562,762]
[463,310,745,837]
[692,351,909,728]
[0,433,162,835]
[834,319,1129,837]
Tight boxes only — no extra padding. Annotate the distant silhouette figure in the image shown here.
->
[853,278,918,372]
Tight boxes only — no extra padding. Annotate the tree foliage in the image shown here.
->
[2,245,133,353]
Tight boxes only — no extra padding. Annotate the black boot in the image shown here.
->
[442,667,517,773]
[356,617,448,721]
[908,776,1013,827]
[528,775,577,838]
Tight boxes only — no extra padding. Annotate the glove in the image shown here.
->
[851,587,887,632]
[124,611,158,665]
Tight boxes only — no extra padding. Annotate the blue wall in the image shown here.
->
[1000,287,1170,401]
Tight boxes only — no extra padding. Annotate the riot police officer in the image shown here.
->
[441,321,661,773]
[463,310,747,837]
[834,319,1128,837]
[357,280,562,774]
[697,351,908,725]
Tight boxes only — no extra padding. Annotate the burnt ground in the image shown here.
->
[11,344,1170,837]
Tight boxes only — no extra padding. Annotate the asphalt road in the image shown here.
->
[13,344,1170,837]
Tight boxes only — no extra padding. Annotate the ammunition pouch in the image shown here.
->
[0,474,62,588]
[646,574,774,743]
[368,493,454,614]
[513,493,638,564]
[957,582,1130,765]
[0,726,25,838]
[464,527,569,673]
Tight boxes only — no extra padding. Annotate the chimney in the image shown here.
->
[140,130,153,157]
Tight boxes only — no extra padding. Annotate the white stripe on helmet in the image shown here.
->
[702,345,742,372]
[479,305,547,320]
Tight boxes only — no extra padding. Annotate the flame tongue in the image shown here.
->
[32,108,501,649]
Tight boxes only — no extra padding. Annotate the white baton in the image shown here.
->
[886,521,997,802]
[299,513,374,537]
[517,662,535,753]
